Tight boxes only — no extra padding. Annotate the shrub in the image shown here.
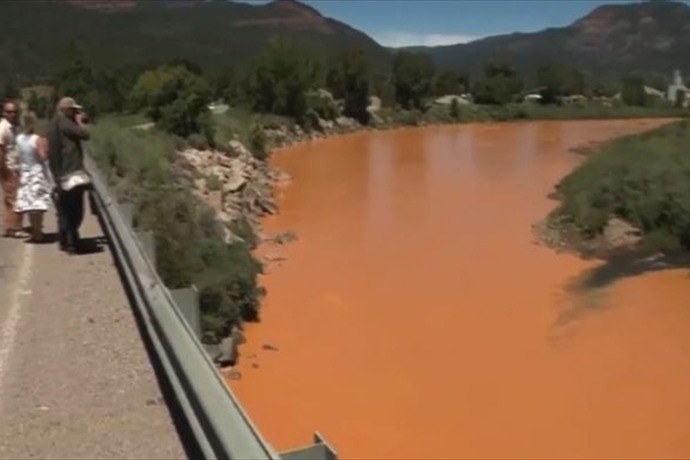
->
[229,216,259,249]
[554,120,690,250]
[249,122,268,161]
[89,118,263,342]
[449,98,460,120]
[187,133,209,151]
[306,90,339,121]
[394,109,424,126]
[129,64,213,138]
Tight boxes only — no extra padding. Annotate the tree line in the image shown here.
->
[2,36,675,141]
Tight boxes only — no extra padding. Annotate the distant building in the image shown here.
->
[433,94,472,106]
[561,94,588,105]
[643,85,665,99]
[523,93,542,103]
[667,70,689,106]
[613,85,667,102]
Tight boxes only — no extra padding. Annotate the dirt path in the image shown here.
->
[0,199,186,459]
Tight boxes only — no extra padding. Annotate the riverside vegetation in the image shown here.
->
[537,119,690,259]
[16,36,689,361]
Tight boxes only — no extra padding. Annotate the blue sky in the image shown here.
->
[238,0,682,47]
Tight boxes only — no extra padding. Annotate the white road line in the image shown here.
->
[0,242,34,396]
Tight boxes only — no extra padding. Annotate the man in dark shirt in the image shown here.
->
[47,97,90,254]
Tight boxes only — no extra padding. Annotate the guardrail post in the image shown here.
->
[169,285,202,340]
[135,230,156,268]
[280,432,338,460]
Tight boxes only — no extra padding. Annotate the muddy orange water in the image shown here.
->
[230,119,690,459]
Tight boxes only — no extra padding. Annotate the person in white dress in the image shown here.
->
[14,111,52,243]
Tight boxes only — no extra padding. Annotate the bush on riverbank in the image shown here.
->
[88,119,263,342]
[379,102,689,127]
[551,120,690,251]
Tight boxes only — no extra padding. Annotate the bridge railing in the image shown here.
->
[84,153,337,460]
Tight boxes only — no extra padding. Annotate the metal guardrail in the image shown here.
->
[85,154,337,460]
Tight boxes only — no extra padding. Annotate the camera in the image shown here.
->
[78,110,90,124]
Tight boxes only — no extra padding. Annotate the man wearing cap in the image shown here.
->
[47,96,90,254]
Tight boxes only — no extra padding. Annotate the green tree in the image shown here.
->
[53,40,100,117]
[449,98,460,120]
[675,89,686,109]
[92,68,130,114]
[27,91,39,112]
[35,96,50,119]
[53,43,138,117]
[588,79,617,98]
[392,51,435,110]
[245,36,319,122]
[536,63,586,104]
[326,48,371,123]
[472,61,523,105]
[2,78,20,101]
[165,58,203,76]
[129,64,213,138]
[620,76,647,106]
[210,68,246,105]
[371,72,395,107]
[432,70,469,96]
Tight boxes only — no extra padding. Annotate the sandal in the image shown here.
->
[4,229,30,239]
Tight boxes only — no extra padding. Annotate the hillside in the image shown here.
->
[0,0,389,83]
[414,0,690,84]
[4,0,690,88]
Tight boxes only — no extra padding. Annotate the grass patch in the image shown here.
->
[212,106,295,151]
[89,117,263,342]
[380,103,688,127]
[553,119,690,251]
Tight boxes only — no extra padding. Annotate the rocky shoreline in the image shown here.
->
[174,115,373,370]
[532,214,645,259]
[177,114,648,369]
[174,115,369,249]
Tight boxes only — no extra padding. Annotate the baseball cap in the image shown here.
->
[57,97,83,111]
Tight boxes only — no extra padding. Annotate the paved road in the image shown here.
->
[0,196,187,459]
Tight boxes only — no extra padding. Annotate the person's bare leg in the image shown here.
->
[29,211,43,242]
[2,169,26,238]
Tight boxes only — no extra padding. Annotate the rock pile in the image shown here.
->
[172,116,371,368]
[175,139,285,245]
[264,115,364,149]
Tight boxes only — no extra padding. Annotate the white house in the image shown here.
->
[667,70,689,106]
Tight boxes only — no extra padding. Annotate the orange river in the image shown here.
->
[229,119,690,459]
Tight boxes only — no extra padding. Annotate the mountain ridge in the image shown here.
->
[413,0,690,83]
[0,0,389,83]
[2,0,690,86]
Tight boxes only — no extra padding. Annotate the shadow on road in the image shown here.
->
[25,232,60,244]
[75,236,107,255]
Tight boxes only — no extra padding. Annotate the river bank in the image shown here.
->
[202,103,688,233]
[229,118,690,459]
[533,119,690,266]
[90,107,687,368]
[236,102,690,151]
[199,108,687,367]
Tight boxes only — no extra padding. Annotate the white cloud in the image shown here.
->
[372,31,482,48]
